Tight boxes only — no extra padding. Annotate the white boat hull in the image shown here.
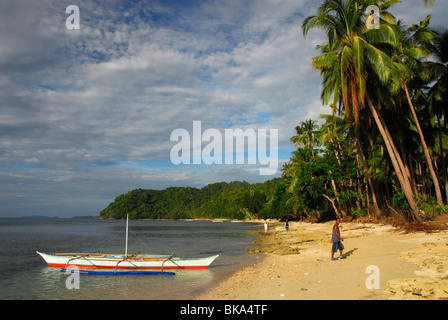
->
[37,251,219,270]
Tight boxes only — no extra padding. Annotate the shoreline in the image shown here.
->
[197,220,448,300]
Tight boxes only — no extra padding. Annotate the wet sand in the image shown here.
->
[197,220,448,300]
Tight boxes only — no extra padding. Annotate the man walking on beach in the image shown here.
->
[331,218,345,260]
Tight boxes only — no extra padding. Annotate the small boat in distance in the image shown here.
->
[37,215,219,272]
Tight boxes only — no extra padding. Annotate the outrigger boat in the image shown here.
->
[37,251,219,271]
[37,215,219,273]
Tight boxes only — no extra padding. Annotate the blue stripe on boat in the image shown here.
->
[61,268,175,275]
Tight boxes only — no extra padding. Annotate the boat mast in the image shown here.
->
[125,214,129,257]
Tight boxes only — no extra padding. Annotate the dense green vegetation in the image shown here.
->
[101,0,448,222]
[99,180,288,220]
[292,0,448,222]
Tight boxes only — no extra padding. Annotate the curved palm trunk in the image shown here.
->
[356,138,381,217]
[404,84,444,206]
[377,111,414,191]
[438,117,448,202]
[366,95,427,222]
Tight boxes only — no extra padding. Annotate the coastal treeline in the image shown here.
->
[99,180,287,220]
[101,0,447,222]
[290,0,448,222]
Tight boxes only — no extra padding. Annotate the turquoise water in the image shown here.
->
[0,218,260,300]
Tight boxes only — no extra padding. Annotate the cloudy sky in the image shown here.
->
[1,0,447,217]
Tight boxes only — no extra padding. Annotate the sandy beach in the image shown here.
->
[197,219,448,300]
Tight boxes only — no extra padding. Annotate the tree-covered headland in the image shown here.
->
[101,0,448,222]
[99,180,289,220]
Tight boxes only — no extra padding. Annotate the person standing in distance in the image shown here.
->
[331,218,345,260]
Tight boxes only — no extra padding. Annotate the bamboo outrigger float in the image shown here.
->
[60,268,175,275]
[37,215,219,274]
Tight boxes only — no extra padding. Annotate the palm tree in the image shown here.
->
[290,119,320,157]
[395,16,444,205]
[283,147,316,217]
[319,112,347,215]
[429,30,448,201]
[320,112,347,143]
[290,124,305,148]
[302,0,427,221]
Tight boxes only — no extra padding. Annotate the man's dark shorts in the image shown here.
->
[332,241,344,252]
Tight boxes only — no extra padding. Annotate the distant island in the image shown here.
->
[99,179,291,220]
[17,215,98,219]
[71,215,98,219]
[19,215,61,219]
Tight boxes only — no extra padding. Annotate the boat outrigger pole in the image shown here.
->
[125,214,129,257]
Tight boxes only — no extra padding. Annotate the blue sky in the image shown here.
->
[0,0,447,217]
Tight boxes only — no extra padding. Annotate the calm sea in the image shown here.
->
[0,218,260,300]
